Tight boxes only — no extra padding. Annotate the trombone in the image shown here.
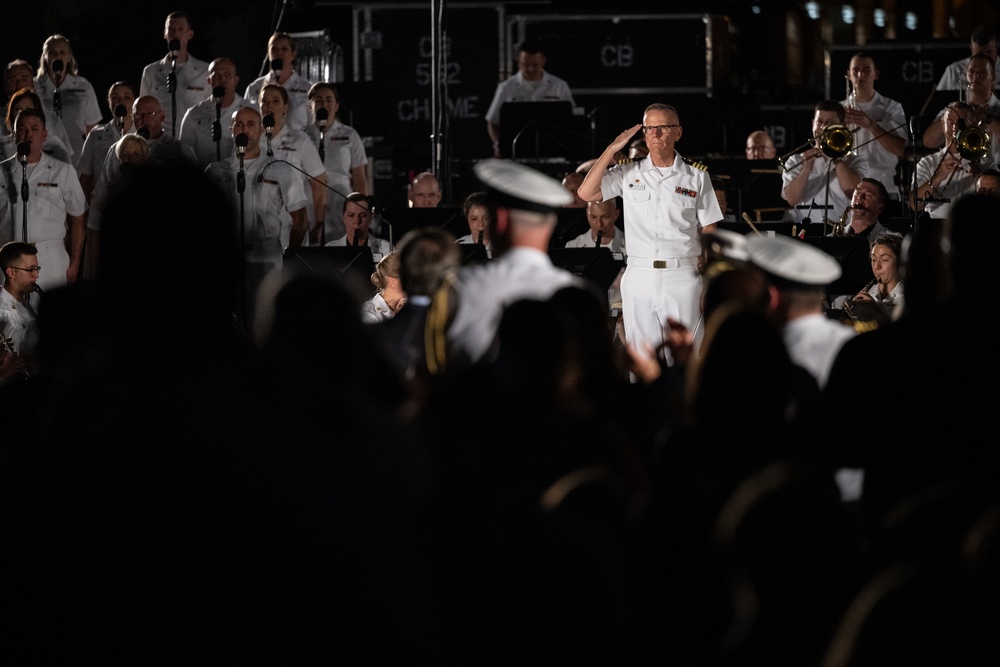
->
[953,119,991,162]
[777,124,855,170]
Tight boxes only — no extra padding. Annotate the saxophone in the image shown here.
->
[0,330,28,380]
[829,204,852,237]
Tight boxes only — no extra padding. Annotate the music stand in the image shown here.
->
[499,101,588,162]
[284,245,376,288]
[800,236,872,297]
[458,243,490,266]
[379,206,466,240]
[549,208,591,247]
[548,247,625,311]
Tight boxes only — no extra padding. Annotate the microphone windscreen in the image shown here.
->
[16,141,30,159]
[52,59,64,74]
[262,113,275,130]
[235,133,249,151]
[137,127,150,140]
[114,104,127,119]
[212,85,225,101]
[168,39,181,54]
[270,58,283,72]
[315,108,329,127]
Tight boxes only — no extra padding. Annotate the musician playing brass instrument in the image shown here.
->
[842,52,908,201]
[781,100,872,226]
[923,53,1000,162]
[911,101,997,220]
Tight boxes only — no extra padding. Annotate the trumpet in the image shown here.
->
[778,124,855,169]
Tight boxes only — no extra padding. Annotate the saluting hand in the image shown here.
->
[610,124,643,153]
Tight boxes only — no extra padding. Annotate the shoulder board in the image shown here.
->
[616,157,640,165]
[683,157,708,172]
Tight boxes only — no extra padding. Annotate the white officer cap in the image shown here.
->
[704,228,750,262]
[473,158,574,213]
[745,234,842,289]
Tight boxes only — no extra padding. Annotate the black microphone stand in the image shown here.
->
[213,86,225,162]
[51,60,64,120]
[909,116,922,233]
[235,135,248,321]
[316,109,329,163]
[167,39,180,137]
[18,149,29,243]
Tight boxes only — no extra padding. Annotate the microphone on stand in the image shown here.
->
[315,107,329,162]
[167,39,180,93]
[262,113,275,157]
[167,38,180,136]
[477,230,484,245]
[17,141,30,203]
[235,132,249,193]
[270,59,283,77]
[353,229,363,247]
[136,126,150,140]
[17,141,30,242]
[113,104,127,132]
[51,59,65,118]
[595,230,603,248]
[16,141,29,166]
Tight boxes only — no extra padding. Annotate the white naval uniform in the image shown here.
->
[599,154,722,352]
[929,93,1000,166]
[325,233,391,261]
[140,54,211,136]
[244,71,315,133]
[781,151,873,226]
[303,119,368,240]
[77,121,127,182]
[936,56,1000,91]
[361,292,393,324]
[178,94,255,168]
[34,73,103,164]
[1,134,73,171]
[0,286,38,358]
[205,153,309,306]
[564,228,626,254]
[840,91,908,198]
[0,153,86,291]
[266,124,326,247]
[447,246,580,367]
[783,313,857,389]
[484,70,575,125]
[914,146,996,219]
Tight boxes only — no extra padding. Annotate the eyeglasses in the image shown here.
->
[642,124,680,134]
[10,265,40,274]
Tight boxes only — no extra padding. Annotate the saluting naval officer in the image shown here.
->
[578,103,722,359]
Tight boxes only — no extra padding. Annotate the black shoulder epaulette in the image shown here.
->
[683,157,708,172]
